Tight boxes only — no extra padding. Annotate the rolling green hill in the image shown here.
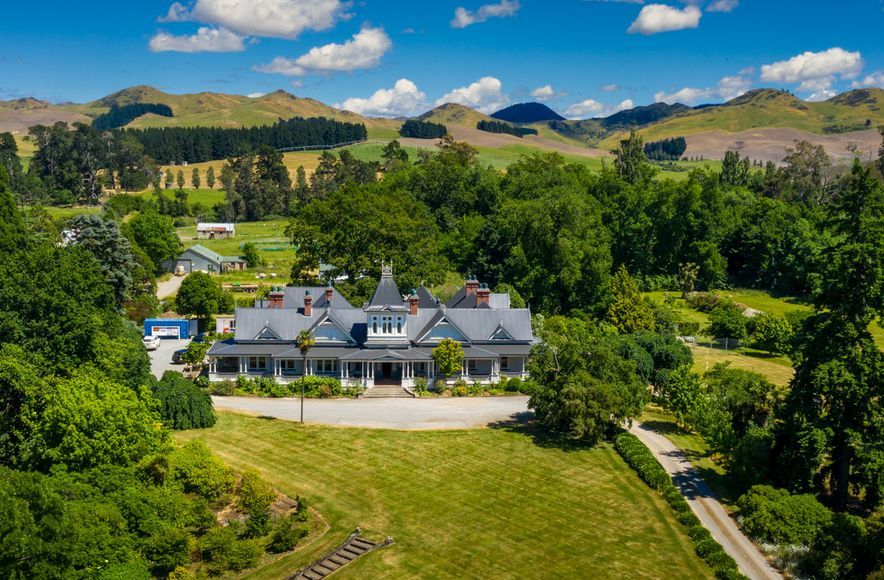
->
[418,102,495,127]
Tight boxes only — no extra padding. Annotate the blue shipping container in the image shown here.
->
[143,318,191,339]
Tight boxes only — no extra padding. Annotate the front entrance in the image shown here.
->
[374,361,402,385]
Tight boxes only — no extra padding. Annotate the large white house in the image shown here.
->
[206,265,535,393]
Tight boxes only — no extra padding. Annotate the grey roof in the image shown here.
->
[366,274,407,311]
[182,244,223,264]
[233,307,313,341]
[274,346,359,359]
[208,341,292,357]
[426,308,534,343]
[473,343,534,356]
[416,286,439,308]
[339,348,433,361]
[445,286,510,309]
[283,286,353,310]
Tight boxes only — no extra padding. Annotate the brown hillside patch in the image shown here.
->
[685,128,879,163]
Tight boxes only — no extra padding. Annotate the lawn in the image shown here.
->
[43,205,102,220]
[176,413,713,579]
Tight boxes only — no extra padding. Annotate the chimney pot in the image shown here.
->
[477,284,491,307]
[408,291,420,316]
[304,291,313,317]
[325,286,334,305]
[465,273,479,297]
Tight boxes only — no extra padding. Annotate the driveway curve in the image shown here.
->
[630,421,781,580]
[211,395,531,430]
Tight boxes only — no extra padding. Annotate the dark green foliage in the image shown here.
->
[476,119,538,138]
[126,210,181,273]
[140,526,190,576]
[614,130,656,185]
[749,312,793,355]
[399,119,447,139]
[643,137,687,161]
[720,150,752,187]
[199,525,264,573]
[176,272,234,318]
[529,317,647,443]
[67,214,138,307]
[124,117,367,164]
[707,303,748,341]
[737,485,832,545]
[268,515,309,553]
[152,372,216,430]
[801,513,873,580]
[0,164,27,253]
[218,146,295,221]
[729,426,775,488]
[240,242,264,268]
[92,103,173,130]
[169,441,236,502]
[631,331,693,387]
[614,432,672,491]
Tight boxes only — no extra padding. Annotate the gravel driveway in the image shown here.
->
[148,338,190,379]
[630,421,781,580]
[212,395,532,430]
[156,274,186,299]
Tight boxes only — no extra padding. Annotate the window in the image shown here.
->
[397,318,402,334]
[280,360,297,372]
[315,359,338,373]
[467,359,477,372]
[229,320,236,330]
[248,356,267,371]
[372,317,378,334]
[501,357,510,371]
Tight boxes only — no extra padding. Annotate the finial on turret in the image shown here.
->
[381,260,393,277]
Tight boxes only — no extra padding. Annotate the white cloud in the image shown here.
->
[628,4,701,35]
[760,48,863,92]
[149,27,245,53]
[654,73,751,104]
[339,79,428,117]
[159,0,349,40]
[806,89,836,102]
[563,98,633,120]
[255,26,391,76]
[601,84,620,92]
[530,84,557,101]
[435,76,509,113]
[852,71,884,89]
[452,0,520,29]
[247,92,266,98]
[706,0,738,13]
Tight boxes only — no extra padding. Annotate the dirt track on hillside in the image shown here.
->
[685,128,878,163]
[0,108,90,134]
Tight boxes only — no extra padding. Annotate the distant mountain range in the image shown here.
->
[1,85,882,163]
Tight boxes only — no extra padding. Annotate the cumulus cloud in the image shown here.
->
[530,84,558,101]
[158,0,349,39]
[247,92,266,98]
[452,0,520,28]
[339,79,428,117]
[435,76,509,113]
[852,71,884,89]
[628,4,701,35]
[806,89,836,102]
[564,98,633,120]
[706,0,738,12]
[255,26,391,76]
[654,73,751,104]
[760,47,863,92]
[149,27,245,53]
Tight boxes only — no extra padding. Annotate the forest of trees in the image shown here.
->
[123,117,368,164]
[643,136,687,161]
[92,103,173,130]
[476,119,538,138]
[398,119,448,139]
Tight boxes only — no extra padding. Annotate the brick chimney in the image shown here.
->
[325,285,334,306]
[465,272,479,297]
[477,283,491,307]
[408,289,420,315]
[268,286,285,309]
[304,290,313,317]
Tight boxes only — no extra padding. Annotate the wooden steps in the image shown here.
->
[289,528,392,579]
[363,385,414,399]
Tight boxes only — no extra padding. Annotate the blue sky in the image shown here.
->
[1,1,883,118]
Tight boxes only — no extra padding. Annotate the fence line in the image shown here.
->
[276,139,368,153]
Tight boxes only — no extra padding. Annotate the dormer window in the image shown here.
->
[372,319,378,334]
[397,320,402,334]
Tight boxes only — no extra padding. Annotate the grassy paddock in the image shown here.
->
[176,413,712,579]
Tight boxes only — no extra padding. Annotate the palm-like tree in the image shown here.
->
[295,330,315,423]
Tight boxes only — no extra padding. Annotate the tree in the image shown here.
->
[528,317,647,443]
[0,165,27,253]
[678,262,699,299]
[181,340,211,371]
[176,169,185,190]
[707,303,748,342]
[191,167,200,189]
[126,210,181,274]
[240,242,263,268]
[67,214,137,307]
[750,313,793,355]
[295,330,314,424]
[660,365,702,428]
[152,371,215,430]
[165,168,174,188]
[432,338,464,379]
[720,150,751,188]
[492,283,526,308]
[176,272,230,319]
[381,139,409,171]
[206,166,215,189]
[21,370,166,472]
[607,265,655,334]
[613,130,656,185]
[781,140,833,204]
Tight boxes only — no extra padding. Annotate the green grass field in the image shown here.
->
[43,205,102,220]
[176,413,712,579]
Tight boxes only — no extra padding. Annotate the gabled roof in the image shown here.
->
[416,286,439,308]
[253,324,282,340]
[415,308,470,343]
[308,310,356,343]
[443,308,534,343]
[488,322,514,341]
[197,223,235,231]
[183,244,223,264]
[445,286,510,309]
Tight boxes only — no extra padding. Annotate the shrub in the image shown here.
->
[749,313,793,355]
[238,470,275,515]
[504,377,523,393]
[169,441,236,502]
[453,385,468,397]
[210,380,235,396]
[686,292,725,313]
[695,538,723,558]
[737,485,832,545]
[198,525,262,573]
[141,526,190,576]
[613,432,671,491]
[412,377,429,396]
[707,303,748,341]
[152,372,216,430]
[268,515,309,553]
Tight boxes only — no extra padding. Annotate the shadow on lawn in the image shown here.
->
[487,412,592,453]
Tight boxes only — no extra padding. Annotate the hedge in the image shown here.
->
[613,431,746,579]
